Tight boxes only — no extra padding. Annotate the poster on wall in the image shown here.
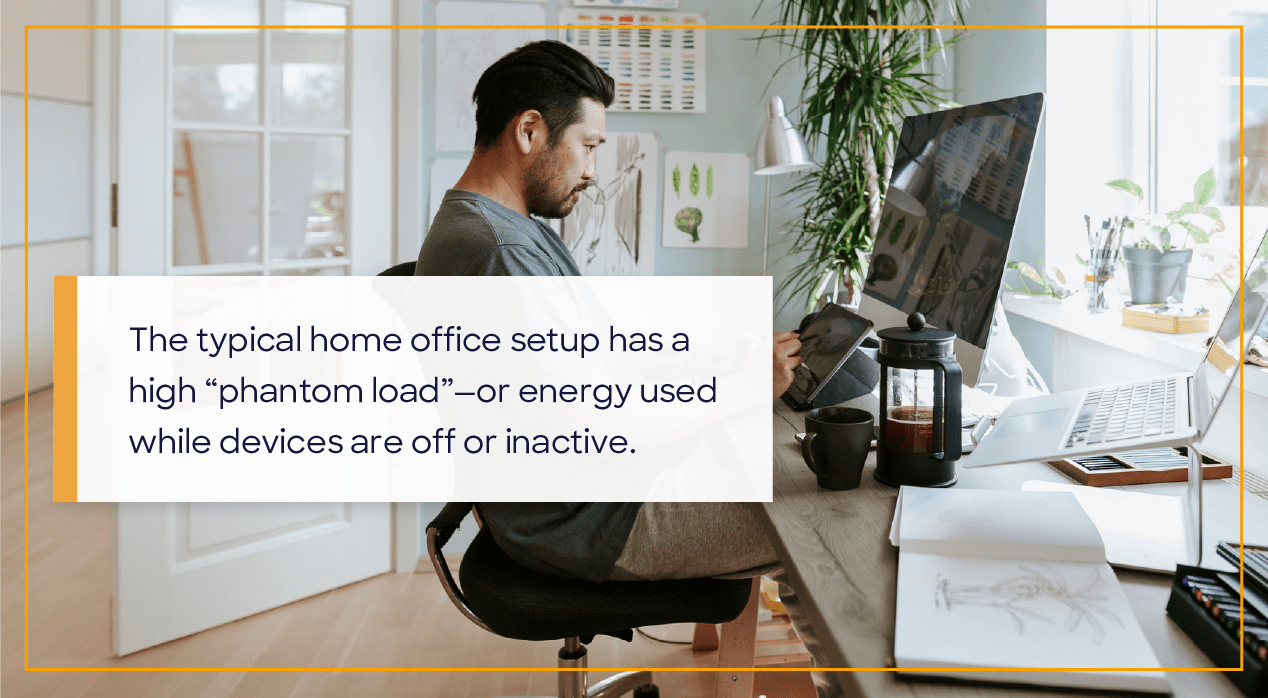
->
[573,0,680,7]
[661,151,749,249]
[434,1,546,152]
[558,9,705,112]
[560,132,658,276]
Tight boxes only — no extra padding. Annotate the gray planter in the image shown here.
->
[1121,245,1193,304]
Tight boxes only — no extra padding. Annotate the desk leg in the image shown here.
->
[714,577,759,698]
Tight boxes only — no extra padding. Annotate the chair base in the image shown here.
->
[585,671,654,698]
[488,670,652,698]
[490,637,655,698]
[556,637,654,698]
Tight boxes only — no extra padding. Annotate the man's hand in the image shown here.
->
[773,331,801,401]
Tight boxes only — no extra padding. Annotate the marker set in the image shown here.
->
[1049,449,1227,487]
[1166,564,1267,696]
[1047,445,1232,486]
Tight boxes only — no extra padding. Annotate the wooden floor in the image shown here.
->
[2,389,816,698]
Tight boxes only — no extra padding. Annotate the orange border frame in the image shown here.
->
[24,21,1252,685]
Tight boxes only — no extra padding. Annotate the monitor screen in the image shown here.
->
[860,93,1045,386]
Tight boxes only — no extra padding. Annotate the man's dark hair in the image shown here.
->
[472,40,615,149]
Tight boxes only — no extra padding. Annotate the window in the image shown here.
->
[1045,1,1265,304]
[1157,0,1268,289]
[169,0,350,275]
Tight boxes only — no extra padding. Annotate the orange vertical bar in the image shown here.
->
[54,276,77,503]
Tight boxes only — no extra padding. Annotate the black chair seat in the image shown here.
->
[458,527,753,642]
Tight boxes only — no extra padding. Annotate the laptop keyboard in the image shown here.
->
[1064,378,1178,448]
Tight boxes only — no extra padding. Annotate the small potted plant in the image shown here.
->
[1106,168,1224,304]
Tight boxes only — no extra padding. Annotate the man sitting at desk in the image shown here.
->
[416,39,789,584]
[417,40,841,696]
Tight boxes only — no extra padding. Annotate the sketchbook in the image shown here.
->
[1021,480,1185,574]
[890,487,1169,693]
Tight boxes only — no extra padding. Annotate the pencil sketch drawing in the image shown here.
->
[434,2,545,152]
[560,132,657,276]
[935,564,1123,645]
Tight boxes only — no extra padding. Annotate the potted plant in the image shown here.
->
[1106,168,1224,304]
[758,0,964,313]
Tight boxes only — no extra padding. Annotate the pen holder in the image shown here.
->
[1085,274,1111,312]
[1085,248,1116,313]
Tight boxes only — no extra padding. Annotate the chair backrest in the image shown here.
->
[378,261,416,276]
[425,502,491,631]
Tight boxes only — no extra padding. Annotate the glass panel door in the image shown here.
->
[170,0,350,276]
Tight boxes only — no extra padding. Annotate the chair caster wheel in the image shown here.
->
[632,684,659,698]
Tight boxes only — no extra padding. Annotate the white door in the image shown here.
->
[113,0,394,655]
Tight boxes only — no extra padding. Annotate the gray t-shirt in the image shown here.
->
[416,189,639,583]
[416,190,582,276]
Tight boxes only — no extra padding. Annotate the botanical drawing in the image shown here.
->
[935,564,1123,645]
[661,151,749,249]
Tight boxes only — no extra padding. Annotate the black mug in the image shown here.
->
[801,407,874,490]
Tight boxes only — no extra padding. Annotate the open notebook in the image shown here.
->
[889,487,1168,693]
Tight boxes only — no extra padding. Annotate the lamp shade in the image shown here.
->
[886,140,936,218]
[754,96,816,175]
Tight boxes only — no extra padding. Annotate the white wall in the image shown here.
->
[1,0,95,402]
[1,0,91,101]
[1,239,91,398]
[953,1,1054,386]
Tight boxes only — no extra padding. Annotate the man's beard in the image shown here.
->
[525,147,587,219]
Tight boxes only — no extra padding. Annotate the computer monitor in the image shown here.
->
[859,93,1045,386]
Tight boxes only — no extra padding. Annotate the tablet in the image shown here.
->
[781,303,874,410]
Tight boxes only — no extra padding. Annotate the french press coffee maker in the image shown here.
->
[874,312,962,488]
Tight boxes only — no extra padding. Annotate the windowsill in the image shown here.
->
[1001,291,1268,400]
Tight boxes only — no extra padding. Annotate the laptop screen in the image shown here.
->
[1195,231,1268,432]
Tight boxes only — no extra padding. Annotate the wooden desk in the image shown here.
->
[757,399,1259,697]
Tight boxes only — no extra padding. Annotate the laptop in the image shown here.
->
[965,235,1268,467]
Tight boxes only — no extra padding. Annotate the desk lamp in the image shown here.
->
[754,96,815,274]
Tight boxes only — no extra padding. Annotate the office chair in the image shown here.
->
[426,503,755,698]
[378,261,417,276]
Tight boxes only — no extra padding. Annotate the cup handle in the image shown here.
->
[801,431,825,478]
